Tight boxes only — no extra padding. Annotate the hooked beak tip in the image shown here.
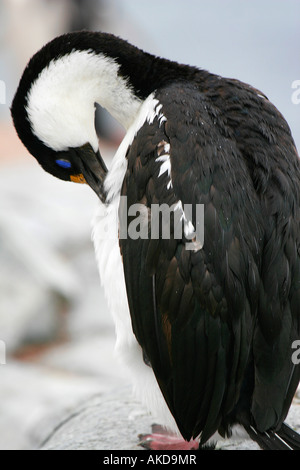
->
[71,144,108,203]
[70,174,87,184]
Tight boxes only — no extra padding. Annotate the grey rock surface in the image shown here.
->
[39,387,300,451]
[40,387,148,451]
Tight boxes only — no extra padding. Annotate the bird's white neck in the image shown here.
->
[26,50,142,152]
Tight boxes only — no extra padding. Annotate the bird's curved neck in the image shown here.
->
[26,49,142,152]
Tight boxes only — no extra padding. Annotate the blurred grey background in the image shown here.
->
[0,0,299,450]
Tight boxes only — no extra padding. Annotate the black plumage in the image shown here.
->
[120,80,300,445]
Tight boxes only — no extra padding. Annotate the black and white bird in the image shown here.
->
[11,31,300,450]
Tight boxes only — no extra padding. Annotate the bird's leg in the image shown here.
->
[138,424,199,450]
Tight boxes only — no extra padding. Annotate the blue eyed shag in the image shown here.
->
[11,31,300,450]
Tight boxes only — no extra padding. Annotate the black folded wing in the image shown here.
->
[119,81,300,442]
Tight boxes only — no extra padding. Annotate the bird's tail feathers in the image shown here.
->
[244,423,300,450]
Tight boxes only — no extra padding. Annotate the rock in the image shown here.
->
[40,387,148,451]
[39,386,300,451]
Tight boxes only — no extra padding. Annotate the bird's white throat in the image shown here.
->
[25,49,142,152]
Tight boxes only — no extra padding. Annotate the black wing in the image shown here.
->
[119,80,300,443]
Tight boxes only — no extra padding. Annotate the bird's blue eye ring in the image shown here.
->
[55,159,72,169]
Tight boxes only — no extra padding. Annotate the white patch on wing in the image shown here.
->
[155,140,173,190]
[173,200,195,237]
[157,155,171,178]
[173,200,203,251]
[155,139,203,251]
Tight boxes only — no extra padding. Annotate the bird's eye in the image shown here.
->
[55,159,72,169]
